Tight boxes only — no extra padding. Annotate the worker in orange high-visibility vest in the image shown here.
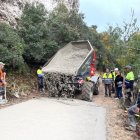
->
[0,62,6,86]
[102,68,113,97]
[0,62,6,101]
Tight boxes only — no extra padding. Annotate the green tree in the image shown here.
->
[18,1,103,70]
[18,3,58,64]
[47,2,82,46]
[0,23,25,71]
[127,34,140,75]
[100,10,140,74]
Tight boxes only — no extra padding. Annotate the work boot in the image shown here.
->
[109,94,112,97]
[125,126,136,131]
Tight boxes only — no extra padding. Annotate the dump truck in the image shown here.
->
[42,40,99,101]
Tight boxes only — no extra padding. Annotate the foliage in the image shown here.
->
[100,10,140,76]
[128,34,140,75]
[18,3,59,64]
[18,1,104,68]
[2,1,140,75]
[0,23,25,71]
[47,2,83,45]
[122,9,139,41]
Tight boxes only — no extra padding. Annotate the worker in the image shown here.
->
[0,62,6,100]
[102,68,113,97]
[111,68,119,95]
[114,71,123,99]
[112,68,119,80]
[125,103,140,131]
[136,74,140,105]
[37,66,44,92]
[124,65,134,107]
[0,62,6,86]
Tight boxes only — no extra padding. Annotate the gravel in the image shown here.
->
[42,42,89,75]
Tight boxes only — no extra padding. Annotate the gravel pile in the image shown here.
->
[45,72,74,98]
[43,42,89,75]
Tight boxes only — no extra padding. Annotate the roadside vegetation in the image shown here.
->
[0,2,140,139]
[0,2,140,76]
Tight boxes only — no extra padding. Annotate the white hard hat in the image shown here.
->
[114,68,118,71]
[0,62,5,66]
[0,62,5,68]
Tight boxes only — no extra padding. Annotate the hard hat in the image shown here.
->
[0,62,5,66]
[0,62,5,68]
[114,68,118,71]
[86,76,91,81]
[124,65,131,69]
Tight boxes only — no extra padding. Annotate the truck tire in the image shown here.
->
[76,82,93,101]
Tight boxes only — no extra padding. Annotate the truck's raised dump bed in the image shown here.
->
[42,41,95,100]
[42,41,92,75]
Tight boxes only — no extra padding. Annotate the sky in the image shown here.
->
[79,0,140,32]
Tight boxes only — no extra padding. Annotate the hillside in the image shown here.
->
[0,0,79,27]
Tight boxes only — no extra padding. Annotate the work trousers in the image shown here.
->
[111,82,115,93]
[128,104,137,130]
[38,77,44,90]
[116,87,123,99]
[105,84,111,96]
[124,88,132,107]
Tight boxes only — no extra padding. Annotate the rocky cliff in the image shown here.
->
[0,0,79,26]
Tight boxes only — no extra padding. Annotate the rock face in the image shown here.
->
[0,0,79,26]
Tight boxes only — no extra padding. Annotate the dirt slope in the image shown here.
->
[94,80,134,140]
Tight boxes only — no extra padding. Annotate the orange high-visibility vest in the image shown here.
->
[0,69,6,86]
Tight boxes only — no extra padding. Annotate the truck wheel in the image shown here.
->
[77,82,93,101]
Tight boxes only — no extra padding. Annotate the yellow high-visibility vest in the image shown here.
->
[37,69,43,75]
[103,73,112,79]
[102,73,113,84]
[112,71,116,80]
[126,71,134,80]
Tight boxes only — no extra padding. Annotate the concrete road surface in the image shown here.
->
[0,98,106,140]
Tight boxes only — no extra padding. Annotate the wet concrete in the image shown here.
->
[0,98,106,140]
